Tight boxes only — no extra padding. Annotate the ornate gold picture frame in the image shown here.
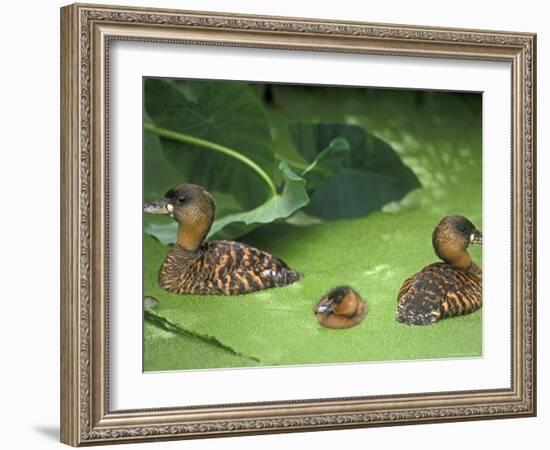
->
[60,3,536,446]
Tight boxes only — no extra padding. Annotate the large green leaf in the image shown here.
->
[143,111,183,200]
[144,78,275,208]
[144,162,309,244]
[289,122,421,220]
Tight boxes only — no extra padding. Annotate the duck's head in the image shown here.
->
[314,286,367,329]
[144,184,216,251]
[432,215,482,268]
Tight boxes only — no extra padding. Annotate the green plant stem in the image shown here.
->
[274,153,309,171]
[301,146,332,177]
[144,122,277,197]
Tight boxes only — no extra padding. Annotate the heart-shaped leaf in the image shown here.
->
[289,122,421,220]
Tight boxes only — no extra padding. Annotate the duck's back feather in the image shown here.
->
[160,240,301,295]
[396,262,482,325]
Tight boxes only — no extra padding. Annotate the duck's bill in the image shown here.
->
[470,230,483,245]
[144,198,173,215]
[315,303,333,314]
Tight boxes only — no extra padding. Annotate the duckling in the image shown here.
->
[314,286,367,329]
[144,184,302,295]
[396,215,482,326]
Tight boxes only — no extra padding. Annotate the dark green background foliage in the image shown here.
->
[143,79,482,371]
[145,79,274,208]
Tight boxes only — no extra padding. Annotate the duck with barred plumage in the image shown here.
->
[396,215,482,326]
[145,184,302,295]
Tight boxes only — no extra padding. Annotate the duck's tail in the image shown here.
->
[280,268,302,286]
[272,255,302,287]
[262,266,302,287]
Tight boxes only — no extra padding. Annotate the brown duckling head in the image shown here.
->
[432,215,482,269]
[144,184,216,251]
[314,286,367,329]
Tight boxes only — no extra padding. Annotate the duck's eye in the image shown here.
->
[177,195,187,204]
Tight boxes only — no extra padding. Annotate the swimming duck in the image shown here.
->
[144,184,302,295]
[314,286,367,329]
[396,215,482,326]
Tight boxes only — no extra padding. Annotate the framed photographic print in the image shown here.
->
[60,3,536,446]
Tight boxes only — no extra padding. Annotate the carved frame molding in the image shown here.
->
[60,3,536,446]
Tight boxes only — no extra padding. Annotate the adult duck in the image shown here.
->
[396,215,482,325]
[145,184,302,295]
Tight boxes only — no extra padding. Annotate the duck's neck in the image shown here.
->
[160,219,211,289]
[176,221,209,252]
[433,237,473,270]
[437,248,481,275]
[444,251,472,270]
